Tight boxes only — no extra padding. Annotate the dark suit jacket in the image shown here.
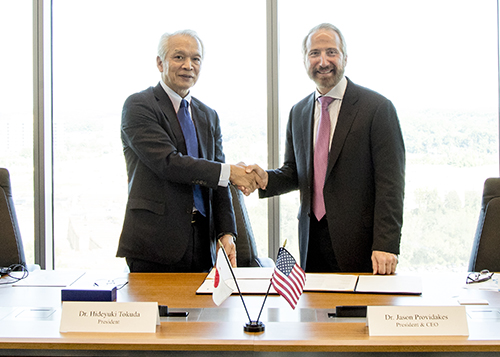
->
[260,78,405,272]
[117,83,236,266]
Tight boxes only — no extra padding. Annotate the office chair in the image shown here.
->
[468,177,500,272]
[0,168,26,269]
[230,185,274,267]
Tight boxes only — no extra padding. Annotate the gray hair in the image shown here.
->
[302,23,347,58]
[157,29,205,61]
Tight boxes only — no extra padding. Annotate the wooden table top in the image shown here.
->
[0,271,499,355]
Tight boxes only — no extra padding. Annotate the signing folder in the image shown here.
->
[196,268,422,295]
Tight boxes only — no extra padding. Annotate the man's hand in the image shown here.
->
[371,251,398,275]
[244,164,268,190]
[218,234,237,268]
[229,164,264,195]
[231,163,269,196]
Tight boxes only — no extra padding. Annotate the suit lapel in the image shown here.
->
[326,80,359,176]
[190,98,209,159]
[153,83,188,154]
[300,94,316,184]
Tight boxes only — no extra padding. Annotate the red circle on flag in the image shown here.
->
[214,268,220,288]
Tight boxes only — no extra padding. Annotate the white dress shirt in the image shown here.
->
[313,76,348,149]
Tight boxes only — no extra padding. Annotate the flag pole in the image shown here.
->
[217,239,252,324]
[254,240,287,327]
[256,280,273,323]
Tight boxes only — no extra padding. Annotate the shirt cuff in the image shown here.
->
[218,163,230,187]
[217,232,237,242]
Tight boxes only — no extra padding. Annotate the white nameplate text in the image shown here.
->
[60,301,160,333]
[367,306,469,336]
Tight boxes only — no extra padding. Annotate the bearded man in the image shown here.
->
[246,23,406,274]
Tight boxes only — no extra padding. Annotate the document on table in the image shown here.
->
[197,278,278,294]
[304,273,358,292]
[197,268,423,295]
[12,270,85,287]
[197,267,275,294]
[197,268,358,294]
[205,267,274,280]
[355,275,423,295]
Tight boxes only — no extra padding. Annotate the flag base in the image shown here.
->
[244,321,265,333]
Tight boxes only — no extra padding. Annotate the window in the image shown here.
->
[51,0,267,269]
[8,1,500,272]
[0,1,34,265]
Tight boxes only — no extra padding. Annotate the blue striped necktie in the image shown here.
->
[177,99,205,216]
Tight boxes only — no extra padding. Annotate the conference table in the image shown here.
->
[0,270,499,356]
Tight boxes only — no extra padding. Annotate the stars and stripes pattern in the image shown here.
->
[271,247,306,309]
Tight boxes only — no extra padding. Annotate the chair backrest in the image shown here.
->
[468,177,500,272]
[229,185,262,267]
[0,168,26,268]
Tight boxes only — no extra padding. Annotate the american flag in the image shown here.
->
[271,247,306,309]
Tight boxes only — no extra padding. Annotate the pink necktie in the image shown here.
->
[313,96,334,221]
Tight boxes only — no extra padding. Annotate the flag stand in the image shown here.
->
[242,239,290,333]
[219,240,271,333]
[245,280,273,332]
[243,320,265,333]
[219,241,265,332]
[219,243,252,321]
[217,240,304,333]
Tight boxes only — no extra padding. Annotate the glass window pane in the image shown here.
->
[0,1,34,265]
[52,0,267,269]
[278,0,499,271]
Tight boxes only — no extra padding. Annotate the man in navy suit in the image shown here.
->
[246,23,405,274]
[117,30,261,272]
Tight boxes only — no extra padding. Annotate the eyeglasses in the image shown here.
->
[466,269,494,284]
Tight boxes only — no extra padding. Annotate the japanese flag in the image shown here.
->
[212,248,234,306]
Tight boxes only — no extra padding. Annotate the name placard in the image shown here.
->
[367,306,469,336]
[60,301,160,333]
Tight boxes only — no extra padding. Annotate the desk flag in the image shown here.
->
[271,247,306,309]
[212,247,234,306]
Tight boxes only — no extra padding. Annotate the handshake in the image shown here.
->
[229,163,268,196]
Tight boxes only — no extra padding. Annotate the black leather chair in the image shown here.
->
[0,168,26,269]
[468,177,500,272]
[230,185,274,267]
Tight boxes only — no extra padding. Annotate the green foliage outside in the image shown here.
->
[398,110,498,272]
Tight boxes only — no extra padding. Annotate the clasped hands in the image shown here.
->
[229,163,268,196]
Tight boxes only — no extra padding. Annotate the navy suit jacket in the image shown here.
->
[117,83,236,266]
[260,78,405,272]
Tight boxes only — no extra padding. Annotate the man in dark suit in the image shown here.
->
[245,23,405,274]
[117,30,261,272]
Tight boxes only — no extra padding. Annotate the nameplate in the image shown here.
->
[367,306,469,336]
[60,302,160,333]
